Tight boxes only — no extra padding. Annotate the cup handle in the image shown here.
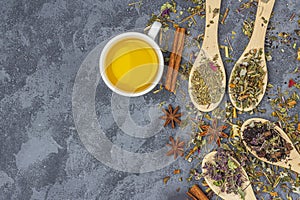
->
[147,21,162,40]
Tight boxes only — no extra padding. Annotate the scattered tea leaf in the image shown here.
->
[163,176,170,184]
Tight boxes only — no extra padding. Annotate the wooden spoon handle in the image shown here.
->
[289,150,300,174]
[245,188,257,200]
[202,0,222,52]
[249,0,276,47]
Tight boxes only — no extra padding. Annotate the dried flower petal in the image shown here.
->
[203,149,246,198]
[270,191,278,197]
[288,79,296,88]
[209,62,218,71]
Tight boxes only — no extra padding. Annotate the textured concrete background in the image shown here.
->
[1,0,300,199]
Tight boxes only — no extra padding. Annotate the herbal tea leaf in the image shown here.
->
[228,159,238,170]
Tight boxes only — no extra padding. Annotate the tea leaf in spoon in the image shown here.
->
[229,48,266,110]
[203,149,247,198]
[190,51,224,106]
[243,121,294,162]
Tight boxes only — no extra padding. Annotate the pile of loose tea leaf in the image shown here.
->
[243,121,293,162]
[229,48,266,109]
[203,149,247,199]
[190,54,224,106]
[191,70,211,105]
[269,85,300,152]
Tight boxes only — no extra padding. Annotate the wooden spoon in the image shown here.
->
[188,0,226,112]
[228,0,276,112]
[202,151,256,200]
[241,118,300,173]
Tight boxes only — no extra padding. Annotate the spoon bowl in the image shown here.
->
[241,118,300,173]
[188,0,226,112]
[228,0,276,111]
[202,151,256,200]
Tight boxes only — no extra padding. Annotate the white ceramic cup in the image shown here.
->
[99,22,163,97]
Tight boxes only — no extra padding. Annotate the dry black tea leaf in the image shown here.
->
[243,121,293,162]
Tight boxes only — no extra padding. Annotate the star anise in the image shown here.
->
[160,104,182,129]
[166,136,185,159]
[199,118,228,146]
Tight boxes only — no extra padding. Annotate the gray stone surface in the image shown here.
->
[1,0,300,200]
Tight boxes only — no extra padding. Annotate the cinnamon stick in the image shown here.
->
[186,192,198,200]
[165,27,180,91]
[188,185,209,200]
[164,27,186,92]
[170,27,185,92]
